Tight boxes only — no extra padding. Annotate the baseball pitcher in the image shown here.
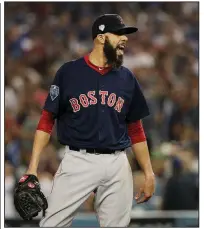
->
[14,14,155,227]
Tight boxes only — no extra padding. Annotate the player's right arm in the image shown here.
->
[26,110,55,176]
[26,64,65,176]
[26,131,51,176]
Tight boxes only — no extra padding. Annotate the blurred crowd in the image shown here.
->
[5,2,199,222]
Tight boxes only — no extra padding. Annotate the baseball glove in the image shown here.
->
[14,174,48,220]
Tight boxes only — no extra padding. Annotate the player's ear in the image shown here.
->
[96,34,105,44]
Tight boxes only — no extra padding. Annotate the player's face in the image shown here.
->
[103,33,128,69]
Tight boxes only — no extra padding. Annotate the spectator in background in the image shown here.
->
[162,146,198,211]
[161,146,198,227]
[5,161,18,218]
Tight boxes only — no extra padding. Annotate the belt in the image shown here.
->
[69,146,125,154]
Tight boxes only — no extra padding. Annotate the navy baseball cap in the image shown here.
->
[92,14,138,40]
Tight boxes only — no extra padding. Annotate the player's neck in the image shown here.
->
[89,48,110,68]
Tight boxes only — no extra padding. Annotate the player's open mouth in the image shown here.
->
[118,45,125,51]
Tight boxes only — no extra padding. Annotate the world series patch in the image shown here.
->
[50,85,59,101]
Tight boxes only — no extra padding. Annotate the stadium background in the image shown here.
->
[5,2,199,227]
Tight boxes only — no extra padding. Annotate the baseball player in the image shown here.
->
[14,14,155,227]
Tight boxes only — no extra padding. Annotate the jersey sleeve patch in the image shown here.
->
[50,85,59,101]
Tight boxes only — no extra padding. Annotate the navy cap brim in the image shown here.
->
[111,26,138,35]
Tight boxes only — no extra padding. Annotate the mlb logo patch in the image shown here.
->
[99,24,105,31]
[50,85,59,101]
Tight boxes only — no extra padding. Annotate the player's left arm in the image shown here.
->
[127,120,153,177]
[126,73,155,204]
[128,120,155,204]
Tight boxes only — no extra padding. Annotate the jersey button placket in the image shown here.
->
[100,81,105,112]
[98,131,102,141]
[98,103,103,142]
[98,77,105,143]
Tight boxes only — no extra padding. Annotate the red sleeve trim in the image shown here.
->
[36,110,55,134]
[127,120,146,144]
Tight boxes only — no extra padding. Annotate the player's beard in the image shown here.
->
[103,37,124,69]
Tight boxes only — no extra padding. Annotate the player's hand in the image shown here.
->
[135,174,155,204]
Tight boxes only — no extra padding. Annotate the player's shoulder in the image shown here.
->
[120,66,141,90]
[58,57,85,72]
[54,57,85,83]
[120,66,136,81]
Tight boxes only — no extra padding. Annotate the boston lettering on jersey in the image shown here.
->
[69,91,124,113]
[43,55,150,150]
